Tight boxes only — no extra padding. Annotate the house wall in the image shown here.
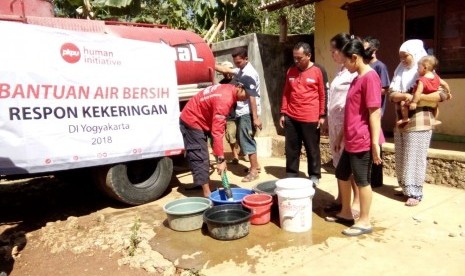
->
[314,0,465,141]
[433,79,465,139]
[314,0,357,81]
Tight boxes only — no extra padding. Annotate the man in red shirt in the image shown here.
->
[279,42,326,186]
[180,75,259,197]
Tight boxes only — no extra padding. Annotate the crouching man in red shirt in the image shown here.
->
[180,75,259,197]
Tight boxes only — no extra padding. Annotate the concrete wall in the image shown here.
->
[212,33,313,138]
[272,135,465,189]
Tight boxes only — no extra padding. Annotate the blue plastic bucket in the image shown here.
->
[209,188,253,205]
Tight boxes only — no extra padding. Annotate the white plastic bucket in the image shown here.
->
[275,178,315,232]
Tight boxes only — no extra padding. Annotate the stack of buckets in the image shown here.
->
[275,178,315,232]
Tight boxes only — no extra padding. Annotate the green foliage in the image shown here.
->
[215,0,262,39]
[54,0,79,17]
[52,0,315,39]
[128,217,141,257]
[150,0,192,30]
[260,4,316,35]
[93,0,134,8]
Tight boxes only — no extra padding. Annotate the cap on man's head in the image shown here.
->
[237,75,258,97]
[221,61,234,69]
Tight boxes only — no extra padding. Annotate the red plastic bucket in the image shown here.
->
[242,194,273,225]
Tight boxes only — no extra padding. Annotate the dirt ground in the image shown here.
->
[0,173,196,276]
[2,156,464,276]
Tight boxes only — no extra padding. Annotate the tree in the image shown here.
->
[52,0,314,40]
[260,4,316,35]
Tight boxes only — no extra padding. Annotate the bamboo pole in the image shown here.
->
[203,23,216,42]
[207,21,224,44]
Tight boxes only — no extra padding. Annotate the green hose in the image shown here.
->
[221,171,234,201]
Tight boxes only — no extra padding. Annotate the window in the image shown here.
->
[439,0,465,74]
[406,16,435,40]
[348,0,465,76]
[406,16,435,55]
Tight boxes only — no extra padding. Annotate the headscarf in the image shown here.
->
[389,39,427,92]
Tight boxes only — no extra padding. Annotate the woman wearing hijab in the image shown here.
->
[389,39,449,206]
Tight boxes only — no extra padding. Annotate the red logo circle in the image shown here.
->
[61,43,81,63]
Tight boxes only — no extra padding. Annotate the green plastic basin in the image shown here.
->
[163,197,212,231]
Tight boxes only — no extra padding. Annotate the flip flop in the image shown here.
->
[325,215,355,225]
[227,158,239,165]
[342,225,373,237]
[324,203,342,212]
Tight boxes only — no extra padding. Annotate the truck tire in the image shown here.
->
[96,157,173,205]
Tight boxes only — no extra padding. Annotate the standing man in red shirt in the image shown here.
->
[279,42,326,186]
[180,75,259,197]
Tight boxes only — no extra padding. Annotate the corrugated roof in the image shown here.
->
[258,0,322,12]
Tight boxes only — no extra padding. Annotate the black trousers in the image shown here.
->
[284,116,321,178]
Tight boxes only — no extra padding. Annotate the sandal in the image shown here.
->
[244,167,262,173]
[324,215,354,225]
[342,225,373,236]
[405,198,420,207]
[323,203,342,212]
[241,172,259,182]
[227,158,239,165]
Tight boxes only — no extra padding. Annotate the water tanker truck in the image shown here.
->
[0,0,215,205]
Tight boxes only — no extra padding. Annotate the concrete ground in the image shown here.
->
[158,155,465,275]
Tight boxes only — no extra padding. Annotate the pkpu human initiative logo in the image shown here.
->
[61,43,81,64]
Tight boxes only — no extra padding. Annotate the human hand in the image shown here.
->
[372,144,382,165]
[279,115,285,128]
[317,117,325,130]
[404,93,413,103]
[216,161,227,175]
[409,102,417,110]
[253,117,262,130]
[320,121,329,136]
[334,143,342,154]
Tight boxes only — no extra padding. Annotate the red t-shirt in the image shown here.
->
[344,70,385,153]
[280,65,325,122]
[414,73,440,95]
[180,84,237,156]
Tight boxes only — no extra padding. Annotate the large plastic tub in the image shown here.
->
[203,204,251,240]
[163,197,212,231]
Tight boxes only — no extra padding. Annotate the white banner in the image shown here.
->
[0,21,183,174]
